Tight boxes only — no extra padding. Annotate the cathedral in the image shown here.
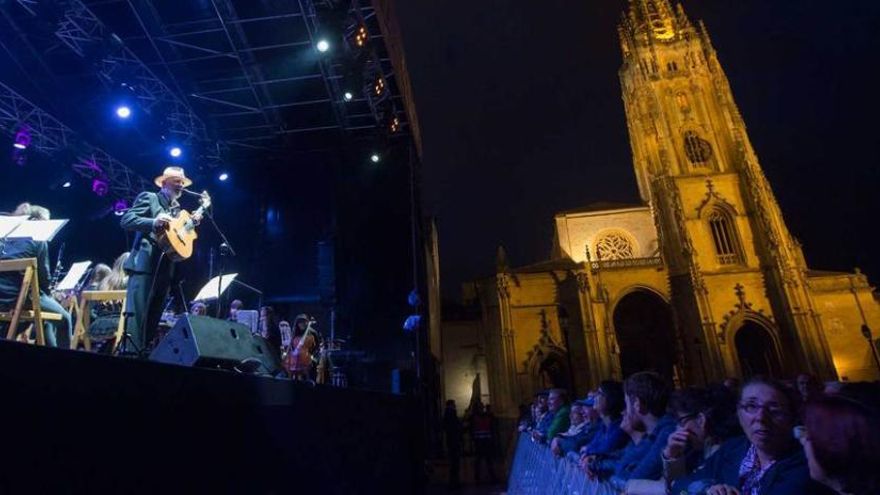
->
[440,0,880,419]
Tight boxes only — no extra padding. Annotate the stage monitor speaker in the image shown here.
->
[149,315,281,375]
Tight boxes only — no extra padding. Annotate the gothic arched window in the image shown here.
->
[708,209,742,265]
[683,131,713,166]
[595,232,636,260]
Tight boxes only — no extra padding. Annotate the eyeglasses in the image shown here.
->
[738,401,790,420]
[676,412,698,427]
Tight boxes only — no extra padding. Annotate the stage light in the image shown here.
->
[370,153,380,163]
[169,146,182,158]
[343,91,353,102]
[92,178,109,197]
[13,128,31,150]
[115,105,132,119]
[219,172,229,181]
[316,39,330,52]
[112,199,129,216]
[62,181,71,188]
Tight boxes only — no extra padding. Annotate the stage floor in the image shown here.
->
[0,340,423,494]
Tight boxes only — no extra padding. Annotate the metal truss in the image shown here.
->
[0,81,149,201]
[53,0,221,163]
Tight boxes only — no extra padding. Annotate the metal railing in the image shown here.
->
[507,434,598,495]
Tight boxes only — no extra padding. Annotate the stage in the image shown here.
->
[0,340,423,493]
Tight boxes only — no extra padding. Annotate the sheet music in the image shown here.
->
[236,310,259,334]
[193,273,238,302]
[56,261,92,291]
[6,219,69,242]
[0,216,27,239]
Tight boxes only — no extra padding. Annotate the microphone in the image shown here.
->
[181,188,207,197]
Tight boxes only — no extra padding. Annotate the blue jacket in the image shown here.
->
[583,418,628,456]
[614,414,676,482]
[671,436,835,495]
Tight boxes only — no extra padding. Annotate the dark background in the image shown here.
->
[394,0,880,297]
[2,0,879,362]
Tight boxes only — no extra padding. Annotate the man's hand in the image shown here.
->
[530,430,545,442]
[550,437,562,456]
[153,213,173,230]
[707,485,741,495]
[663,426,693,460]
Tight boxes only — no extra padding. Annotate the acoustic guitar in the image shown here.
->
[157,192,211,261]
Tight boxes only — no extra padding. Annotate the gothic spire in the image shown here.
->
[624,0,693,43]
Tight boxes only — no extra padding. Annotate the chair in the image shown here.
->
[70,290,127,352]
[0,258,63,346]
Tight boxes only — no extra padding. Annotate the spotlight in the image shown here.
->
[116,105,132,119]
[316,39,330,52]
[62,181,71,188]
[370,153,380,163]
[169,147,182,158]
[112,199,129,216]
[218,172,229,181]
[13,128,31,150]
[92,178,109,197]
[343,91,353,102]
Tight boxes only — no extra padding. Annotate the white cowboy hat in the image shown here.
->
[154,166,193,188]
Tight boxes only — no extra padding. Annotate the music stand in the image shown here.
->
[4,218,68,242]
[56,261,92,292]
[193,273,238,303]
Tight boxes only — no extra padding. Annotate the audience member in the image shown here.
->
[442,399,463,490]
[580,380,628,458]
[532,388,571,443]
[799,386,880,495]
[612,371,674,486]
[470,402,498,484]
[673,377,831,495]
[551,398,599,456]
[660,386,740,488]
[796,374,823,403]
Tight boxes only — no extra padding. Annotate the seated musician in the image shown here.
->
[284,314,317,380]
[86,252,130,351]
[0,203,72,347]
[227,299,243,321]
[190,301,207,316]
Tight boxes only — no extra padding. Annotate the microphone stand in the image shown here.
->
[203,210,236,319]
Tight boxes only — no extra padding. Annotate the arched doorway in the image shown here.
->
[734,321,782,378]
[612,290,677,383]
[537,352,571,391]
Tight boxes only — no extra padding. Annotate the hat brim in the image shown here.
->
[154,174,193,188]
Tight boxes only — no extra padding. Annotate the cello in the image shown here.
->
[283,318,317,379]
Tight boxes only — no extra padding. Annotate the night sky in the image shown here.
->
[396,0,880,298]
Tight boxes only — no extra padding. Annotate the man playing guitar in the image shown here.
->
[120,166,204,355]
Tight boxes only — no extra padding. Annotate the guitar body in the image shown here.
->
[157,210,198,261]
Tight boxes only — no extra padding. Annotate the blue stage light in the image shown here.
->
[316,39,330,52]
[343,91,353,101]
[169,147,182,158]
[62,181,71,188]
[370,153,380,163]
[116,106,132,119]
[219,172,229,181]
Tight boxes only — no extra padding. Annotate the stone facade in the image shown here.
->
[441,0,880,419]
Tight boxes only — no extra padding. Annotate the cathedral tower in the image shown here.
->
[618,0,837,381]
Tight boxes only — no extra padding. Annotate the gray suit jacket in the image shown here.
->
[120,191,178,274]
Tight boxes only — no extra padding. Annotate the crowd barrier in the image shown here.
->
[506,433,596,495]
